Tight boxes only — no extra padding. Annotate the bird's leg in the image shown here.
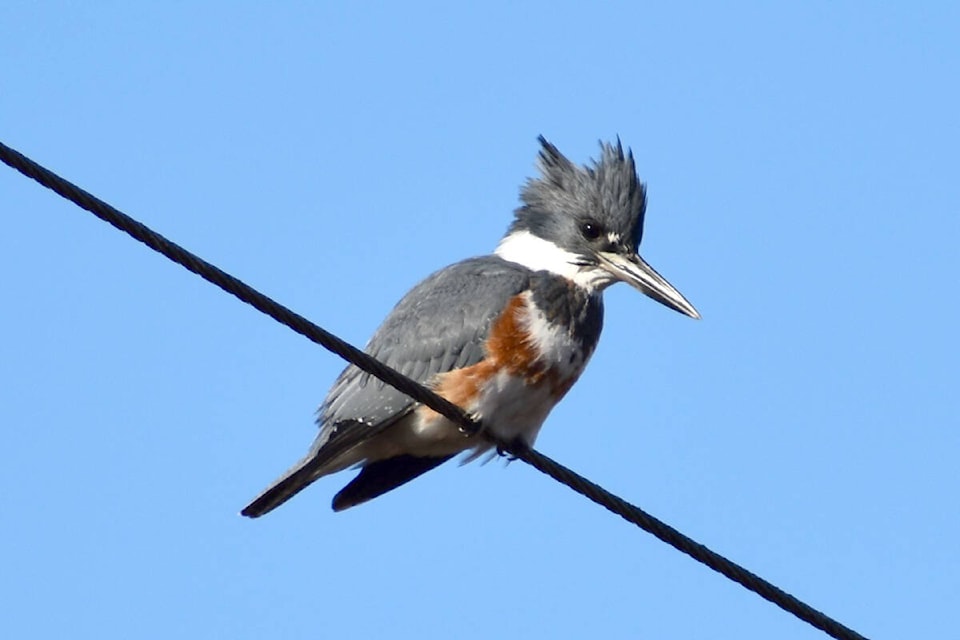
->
[457,412,484,438]
[496,436,529,462]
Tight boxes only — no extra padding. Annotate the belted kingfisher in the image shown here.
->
[241,136,699,517]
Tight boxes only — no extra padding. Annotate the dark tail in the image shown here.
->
[241,456,326,518]
[331,454,454,511]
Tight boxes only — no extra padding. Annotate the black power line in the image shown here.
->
[1,140,869,640]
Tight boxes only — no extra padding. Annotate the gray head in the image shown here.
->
[511,136,647,255]
[496,136,699,319]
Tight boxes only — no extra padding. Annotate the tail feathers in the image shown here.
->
[241,456,327,518]
[331,454,454,511]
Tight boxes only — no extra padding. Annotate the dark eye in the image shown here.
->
[579,221,602,240]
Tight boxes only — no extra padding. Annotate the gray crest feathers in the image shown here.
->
[513,136,648,250]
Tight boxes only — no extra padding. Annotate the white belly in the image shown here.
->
[391,369,558,461]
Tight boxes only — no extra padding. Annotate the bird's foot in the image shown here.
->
[496,437,529,462]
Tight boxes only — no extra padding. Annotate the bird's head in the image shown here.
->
[496,136,700,319]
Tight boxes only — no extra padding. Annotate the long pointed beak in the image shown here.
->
[596,251,700,319]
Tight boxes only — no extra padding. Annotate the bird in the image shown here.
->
[241,136,699,517]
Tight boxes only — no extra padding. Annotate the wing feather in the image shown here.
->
[311,256,531,454]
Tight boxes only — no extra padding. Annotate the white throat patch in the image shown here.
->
[494,230,614,290]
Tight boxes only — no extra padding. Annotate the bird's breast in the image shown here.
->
[416,286,601,448]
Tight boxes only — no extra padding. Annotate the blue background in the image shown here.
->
[2,3,957,639]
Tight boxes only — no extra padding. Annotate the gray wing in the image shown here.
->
[310,255,532,456]
[239,256,532,518]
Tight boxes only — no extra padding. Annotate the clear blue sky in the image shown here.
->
[2,3,957,639]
